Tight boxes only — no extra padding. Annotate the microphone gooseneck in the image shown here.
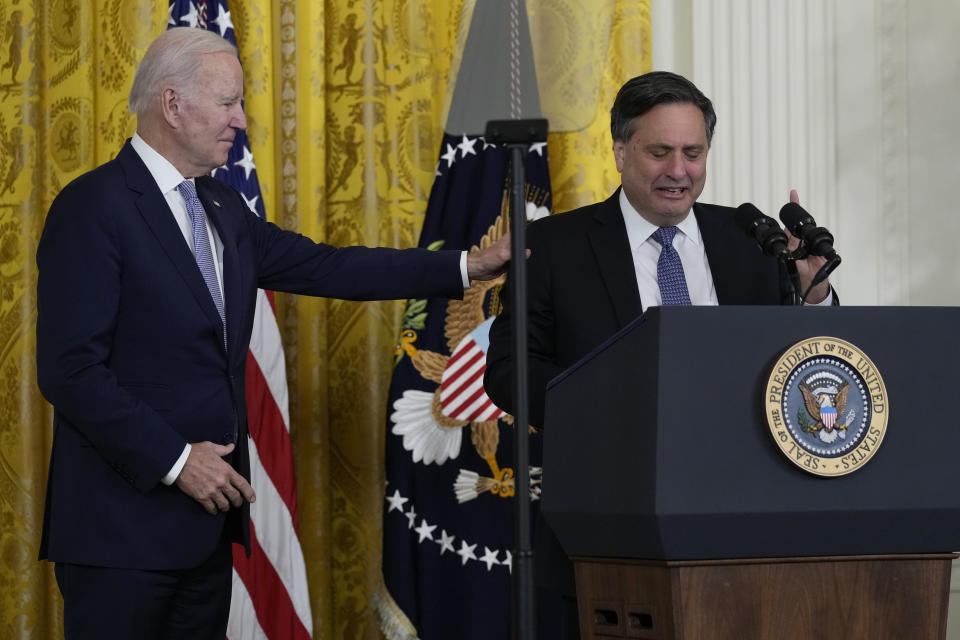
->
[779,202,839,261]
[779,202,841,299]
[735,203,802,304]
[734,203,789,258]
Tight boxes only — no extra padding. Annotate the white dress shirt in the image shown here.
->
[620,190,718,313]
[619,189,832,311]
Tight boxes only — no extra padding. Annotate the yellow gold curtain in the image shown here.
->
[0,2,168,638]
[0,1,648,638]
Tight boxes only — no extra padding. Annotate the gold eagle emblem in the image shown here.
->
[799,377,850,444]
[390,213,540,502]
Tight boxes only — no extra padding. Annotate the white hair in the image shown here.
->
[128,27,238,116]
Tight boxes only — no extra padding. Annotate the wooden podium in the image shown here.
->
[542,307,960,640]
[572,554,952,639]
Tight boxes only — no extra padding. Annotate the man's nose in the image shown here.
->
[665,153,688,179]
[232,105,247,130]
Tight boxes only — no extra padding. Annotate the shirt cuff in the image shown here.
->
[460,251,470,289]
[161,443,191,485]
[806,289,835,307]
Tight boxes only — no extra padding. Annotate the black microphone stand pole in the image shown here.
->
[782,255,802,305]
[485,118,548,640]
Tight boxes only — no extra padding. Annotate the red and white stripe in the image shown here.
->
[227,289,313,640]
[439,335,504,423]
[821,408,837,429]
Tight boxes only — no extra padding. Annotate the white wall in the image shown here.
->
[652,0,960,633]
[652,0,960,305]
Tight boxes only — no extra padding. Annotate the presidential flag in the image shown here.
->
[168,3,313,638]
[376,4,551,638]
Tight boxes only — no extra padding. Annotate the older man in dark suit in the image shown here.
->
[484,71,834,639]
[36,27,511,640]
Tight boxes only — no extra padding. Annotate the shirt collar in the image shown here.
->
[130,132,191,195]
[619,188,702,250]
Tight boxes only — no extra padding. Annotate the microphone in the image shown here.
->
[735,203,789,257]
[779,201,842,295]
[778,202,839,261]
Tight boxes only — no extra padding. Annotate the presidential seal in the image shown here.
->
[764,337,889,477]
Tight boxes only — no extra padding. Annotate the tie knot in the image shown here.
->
[652,226,679,248]
[176,179,198,201]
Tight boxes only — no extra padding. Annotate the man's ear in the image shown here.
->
[160,87,180,127]
[612,140,626,173]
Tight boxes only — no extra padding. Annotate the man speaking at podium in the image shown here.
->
[484,71,836,638]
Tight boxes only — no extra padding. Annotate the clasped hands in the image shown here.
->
[175,441,256,515]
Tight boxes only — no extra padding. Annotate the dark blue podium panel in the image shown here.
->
[542,306,960,560]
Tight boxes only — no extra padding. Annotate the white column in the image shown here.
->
[690,0,836,242]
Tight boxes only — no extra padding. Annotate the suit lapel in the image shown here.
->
[695,203,739,304]
[196,178,243,359]
[588,191,643,328]
[118,143,227,342]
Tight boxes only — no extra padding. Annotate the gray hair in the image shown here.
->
[610,71,717,146]
[128,27,238,116]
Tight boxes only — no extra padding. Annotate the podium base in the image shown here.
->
[573,554,954,640]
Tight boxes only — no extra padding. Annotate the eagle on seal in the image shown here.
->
[800,380,849,444]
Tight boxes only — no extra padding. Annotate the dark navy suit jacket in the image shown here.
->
[36,141,463,570]
[485,189,793,429]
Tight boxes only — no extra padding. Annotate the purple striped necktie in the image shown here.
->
[177,180,227,348]
[651,226,692,306]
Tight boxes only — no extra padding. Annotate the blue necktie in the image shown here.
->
[651,226,692,306]
[177,180,227,347]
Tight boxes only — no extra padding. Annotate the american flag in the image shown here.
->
[168,3,313,638]
[378,135,551,638]
[439,318,506,423]
[376,4,553,636]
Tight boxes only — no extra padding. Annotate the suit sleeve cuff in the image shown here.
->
[161,443,191,486]
[805,289,835,307]
[460,251,470,289]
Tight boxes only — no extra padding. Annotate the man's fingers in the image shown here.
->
[786,233,800,252]
[230,472,257,507]
[222,484,244,508]
[211,469,255,509]
[467,232,518,281]
[210,442,235,457]
[789,189,800,204]
[231,473,257,503]
[212,492,230,512]
[175,441,255,512]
